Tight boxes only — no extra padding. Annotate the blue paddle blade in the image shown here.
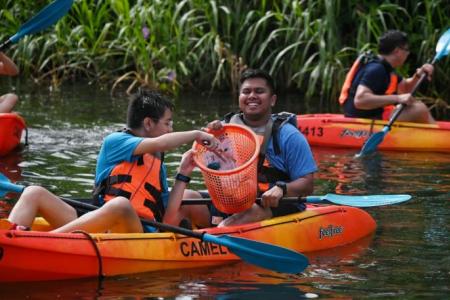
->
[10,0,74,43]
[356,127,389,157]
[0,173,25,197]
[435,28,450,61]
[306,193,412,207]
[203,233,309,274]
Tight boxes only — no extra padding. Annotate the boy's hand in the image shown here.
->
[196,131,219,150]
[178,149,197,176]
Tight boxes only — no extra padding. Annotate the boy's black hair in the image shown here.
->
[127,88,175,129]
[239,69,276,94]
[378,30,409,55]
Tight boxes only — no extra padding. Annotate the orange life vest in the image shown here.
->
[338,53,399,106]
[94,153,165,221]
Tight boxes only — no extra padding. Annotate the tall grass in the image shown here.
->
[0,0,448,112]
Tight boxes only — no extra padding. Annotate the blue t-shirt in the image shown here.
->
[266,122,317,182]
[344,61,402,119]
[95,131,169,208]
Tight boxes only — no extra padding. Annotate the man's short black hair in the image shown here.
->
[378,30,409,55]
[239,69,276,94]
[127,88,175,129]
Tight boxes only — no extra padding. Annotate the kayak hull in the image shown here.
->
[297,113,450,152]
[0,204,376,282]
[0,113,26,156]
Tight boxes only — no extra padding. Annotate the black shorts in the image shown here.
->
[73,198,97,217]
[76,208,89,217]
[199,191,230,226]
[270,202,306,217]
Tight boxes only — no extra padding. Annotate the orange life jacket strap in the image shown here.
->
[382,105,396,120]
[338,57,362,105]
[385,74,398,95]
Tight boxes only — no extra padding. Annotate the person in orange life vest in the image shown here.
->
[7,89,220,233]
[0,52,19,113]
[206,69,317,227]
[341,30,435,124]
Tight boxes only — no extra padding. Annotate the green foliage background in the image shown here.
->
[0,0,449,112]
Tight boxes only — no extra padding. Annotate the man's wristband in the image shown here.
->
[275,181,288,196]
[175,173,191,183]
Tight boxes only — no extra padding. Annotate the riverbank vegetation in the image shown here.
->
[0,0,449,114]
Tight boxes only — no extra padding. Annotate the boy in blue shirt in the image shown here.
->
[8,89,219,233]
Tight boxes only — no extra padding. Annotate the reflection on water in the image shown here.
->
[313,147,450,195]
[1,239,370,299]
[0,82,449,298]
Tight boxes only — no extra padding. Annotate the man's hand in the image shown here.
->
[206,120,223,131]
[414,63,434,81]
[396,93,416,106]
[260,185,284,208]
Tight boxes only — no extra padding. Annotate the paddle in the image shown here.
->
[0,173,309,274]
[357,28,450,157]
[180,193,411,207]
[0,0,74,51]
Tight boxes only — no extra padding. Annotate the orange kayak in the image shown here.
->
[0,204,376,282]
[297,114,450,152]
[0,113,26,156]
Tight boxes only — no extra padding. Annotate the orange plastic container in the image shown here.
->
[193,124,259,213]
[0,113,26,156]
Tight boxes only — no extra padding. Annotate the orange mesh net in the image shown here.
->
[193,124,259,214]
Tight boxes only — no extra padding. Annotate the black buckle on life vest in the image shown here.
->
[106,175,132,185]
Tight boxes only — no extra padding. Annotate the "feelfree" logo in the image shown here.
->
[319,225,344,240]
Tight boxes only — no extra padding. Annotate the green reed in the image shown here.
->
[0,0,448,113]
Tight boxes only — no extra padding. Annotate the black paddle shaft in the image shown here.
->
[386,58,436,129]
[0,40,12,51]
[180,197,306,206]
